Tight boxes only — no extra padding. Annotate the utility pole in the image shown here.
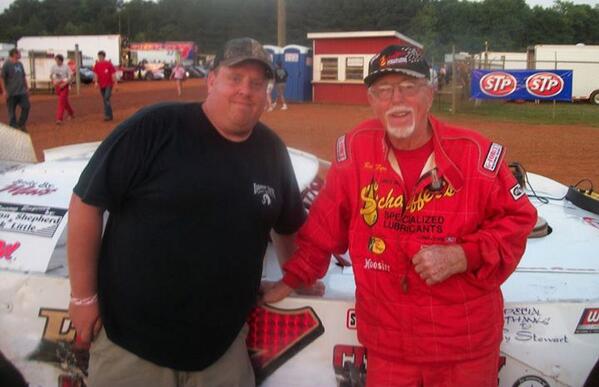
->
[277,0,286,47]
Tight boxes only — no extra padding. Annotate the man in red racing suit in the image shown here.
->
[263,44,537,386]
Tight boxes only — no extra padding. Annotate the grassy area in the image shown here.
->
[431,97,599,127]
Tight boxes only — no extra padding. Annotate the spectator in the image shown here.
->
[67,37,306,387]
[50,54,75,124]
[92,51,116,121]
[0,49,30,132]
[272,62,288,110]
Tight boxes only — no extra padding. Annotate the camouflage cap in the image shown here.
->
[212,37,274,78]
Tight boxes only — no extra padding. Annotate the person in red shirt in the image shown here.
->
[263,45,537,386]
[92,50,117,121]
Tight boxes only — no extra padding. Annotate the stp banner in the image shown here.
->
[471,70,573,101]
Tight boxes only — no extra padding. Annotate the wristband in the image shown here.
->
[70,294,98,306]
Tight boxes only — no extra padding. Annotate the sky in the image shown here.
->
[1,0,599,12]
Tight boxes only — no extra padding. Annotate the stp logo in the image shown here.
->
[480,72,517,97]
[526,72,564,98]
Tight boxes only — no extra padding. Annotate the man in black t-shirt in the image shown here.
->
[273,62,288,110]
[67,37,306,387]
[0,49,30,132]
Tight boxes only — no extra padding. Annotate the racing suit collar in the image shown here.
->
[383,115,464,192]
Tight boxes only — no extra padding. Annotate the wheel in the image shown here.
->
[590,90,599,105]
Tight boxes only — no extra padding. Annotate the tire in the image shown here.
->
[144,72,153,81]
[590,90,599,105]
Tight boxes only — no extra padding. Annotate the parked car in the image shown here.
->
[184,64,208,78]
[78,67,94,84]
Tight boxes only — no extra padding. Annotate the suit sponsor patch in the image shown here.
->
[336,135,347,162]
[483,143,503,172]
[510,183,525,200]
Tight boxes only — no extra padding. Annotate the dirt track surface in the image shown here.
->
[4,78,598,187]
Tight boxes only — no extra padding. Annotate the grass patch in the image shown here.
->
[431,98,599,127]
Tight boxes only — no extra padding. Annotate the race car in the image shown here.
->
[0,123,598,387]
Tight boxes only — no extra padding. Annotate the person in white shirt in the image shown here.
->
[50,54,74,124]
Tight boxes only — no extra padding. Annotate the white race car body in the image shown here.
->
[0,135,598,387]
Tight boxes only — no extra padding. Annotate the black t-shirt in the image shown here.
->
[73,102,306,370]
[275,68,288,84]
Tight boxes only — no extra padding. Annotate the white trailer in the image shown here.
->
[528,44,599,104]
[17,35,122,67]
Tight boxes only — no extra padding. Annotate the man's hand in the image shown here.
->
[68,301,102,347]
[296,280,325,297]
[259,280,325,305]
[412,245,467,286]
[260,280,294,304]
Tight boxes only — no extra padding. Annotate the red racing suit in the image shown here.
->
[282,115,537,363]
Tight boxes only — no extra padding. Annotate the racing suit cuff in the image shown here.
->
[461,242,482,271]
[282,272,304,289]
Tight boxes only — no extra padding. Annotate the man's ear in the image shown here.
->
[424,84,434,111]
[366,88,376,108]
[206,70,216,93]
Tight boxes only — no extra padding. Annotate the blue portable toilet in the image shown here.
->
[282,44,313,102]
[263,45,283,70]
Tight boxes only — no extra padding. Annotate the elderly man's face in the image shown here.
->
[204,61,268,141]
[367,73,433,142]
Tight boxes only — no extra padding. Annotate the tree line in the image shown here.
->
[1,0,598,61]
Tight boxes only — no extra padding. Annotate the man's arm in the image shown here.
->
[413,162,537,288]
[67,193,104,345]
[266,231,325,300]
[263,162,351,303]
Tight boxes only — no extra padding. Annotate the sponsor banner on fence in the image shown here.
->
[471,70,573,101]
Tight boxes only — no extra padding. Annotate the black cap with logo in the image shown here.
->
[364,45,430,87]
[212,37,274,78]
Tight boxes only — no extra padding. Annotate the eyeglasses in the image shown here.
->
[369,81,426,100]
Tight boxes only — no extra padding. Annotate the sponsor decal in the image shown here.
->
[0,202,67,238]
[405,185,455,213]
[363,258,390,273]
[253,183,275,207]
[368,236,386,254]
[38,308,76,343]
[575,307,599,334]
[333,345,367,385]
[483,143,503,172]
[0,239,20,261]
[247,305,324,384]
[510,184,525,201]
[336,135,347,162]
[512,375,550,387]
[346,309,357,329]
[0,180,58,196]
[583,217,599,230]
[480,72,518,97]
[526,72,564,98]
[29,308,88,382]
[384,213,446,233]
[360,180,455,227]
